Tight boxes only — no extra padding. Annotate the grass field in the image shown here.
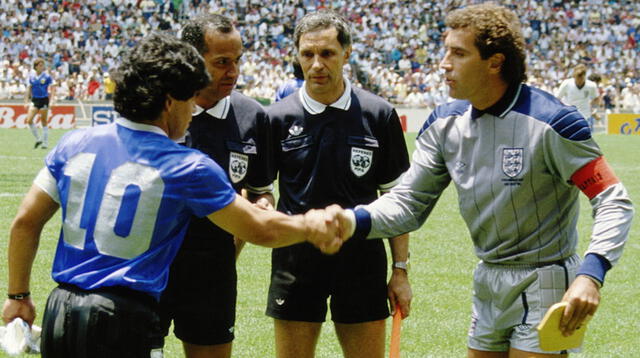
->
[0,129,638,358]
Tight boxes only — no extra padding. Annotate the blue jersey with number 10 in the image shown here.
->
[41,119,236,299]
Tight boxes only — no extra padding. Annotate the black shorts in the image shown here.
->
[266,238,389,323]
[157,236,237,346]
[32,97,49,109]
[41,284,160,358]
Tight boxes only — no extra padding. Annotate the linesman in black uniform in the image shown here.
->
[265,10,412,358]
[156,14,275,358]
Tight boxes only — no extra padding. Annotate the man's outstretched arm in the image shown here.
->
[208,194,350,254]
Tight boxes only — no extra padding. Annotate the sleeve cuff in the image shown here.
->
[351,207,372,240]
[576,253,612,287]
[34,167,60,203]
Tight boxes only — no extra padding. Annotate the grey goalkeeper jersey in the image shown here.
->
[364,84,633,266]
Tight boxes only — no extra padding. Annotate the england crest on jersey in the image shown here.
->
[502,148,523,178]
[229,152,248,183]
[351,147,373,177]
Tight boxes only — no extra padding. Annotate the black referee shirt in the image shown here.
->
[268,85,409,215]
[182,91,275,248]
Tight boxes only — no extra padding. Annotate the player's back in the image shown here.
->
[45,119,235,297]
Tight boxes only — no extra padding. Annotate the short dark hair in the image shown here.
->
[446,3,527,86]
[294,10,351,49]
[112,32,210,122]
[181,14,235,54]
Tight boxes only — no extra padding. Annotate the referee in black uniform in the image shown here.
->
[156,15,275,358]
[266,10,412,358]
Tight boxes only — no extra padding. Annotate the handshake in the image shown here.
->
[302,204,355,254]
[244,194,357,254]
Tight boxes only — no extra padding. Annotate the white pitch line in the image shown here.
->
[0,193,25,197]
[0,155,39,161]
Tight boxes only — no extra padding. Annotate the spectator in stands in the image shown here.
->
[602,86,617,113]
[0,80,8,100]
[404,86,425,107]
[103,72,116,100]
[0,0,638,107]
[8,80,25,100]
[620,82,640,113]
[393,77,409,104]
[86,74,101,101]
[64,77,76,101]
[588,72,604,125]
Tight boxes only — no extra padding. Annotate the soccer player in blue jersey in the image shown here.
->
[266,11,412,358]
[342,4,633,358]
[2,33,348,358]
[157,14,276,358]
[24,58,54,149]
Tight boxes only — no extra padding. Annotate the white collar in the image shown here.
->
[192,95,231,119]
[299,77,352,114]
[116,117,168,137]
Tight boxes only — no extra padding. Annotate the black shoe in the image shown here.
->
[34,141,42,149]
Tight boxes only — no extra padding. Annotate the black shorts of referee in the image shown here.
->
[267,237,389,323]
[156,232,237,346]
[31,97,50,109]
[41,283,160,358]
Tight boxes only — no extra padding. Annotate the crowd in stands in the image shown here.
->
[0,0,639,113]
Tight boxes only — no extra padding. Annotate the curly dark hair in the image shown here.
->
[112,32,210,122]
[446,3,527,86]
[294,10,351,49]
[181,14,235,55]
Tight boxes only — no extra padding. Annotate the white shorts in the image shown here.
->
[467,254,581,354]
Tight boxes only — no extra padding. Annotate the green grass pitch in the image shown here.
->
[0,129,638,357]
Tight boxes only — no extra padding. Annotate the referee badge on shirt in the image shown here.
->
[229,152,248,183]
[351,147,373,177]
[502,148,523,178]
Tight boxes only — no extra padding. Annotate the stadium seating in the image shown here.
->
[0,0,638,109]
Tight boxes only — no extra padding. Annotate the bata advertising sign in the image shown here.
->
[0,105,76,129]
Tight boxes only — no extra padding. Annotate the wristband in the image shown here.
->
[7,292,30,300]
[392,261,409,271]
[576,253,610,287]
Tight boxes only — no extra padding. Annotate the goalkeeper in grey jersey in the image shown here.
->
[343,4,633,358]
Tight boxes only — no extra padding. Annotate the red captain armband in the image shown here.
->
[570,156,619,200]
